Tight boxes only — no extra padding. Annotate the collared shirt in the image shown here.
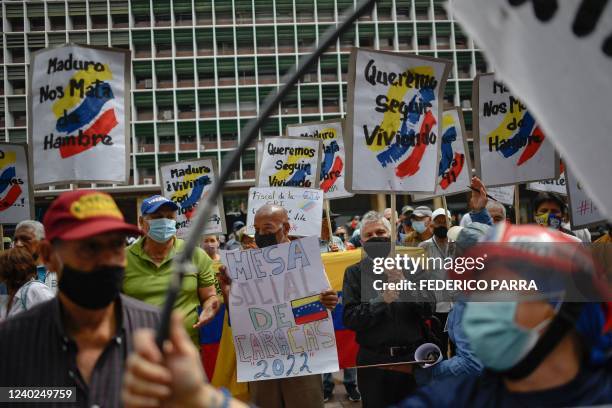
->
[0,294,159,408]
[124,237,215,345]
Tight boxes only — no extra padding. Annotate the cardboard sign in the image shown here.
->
[246,187,323,238]
[0,143,34,224]
[412,109,472,201]
[473,74,558,187]
[223,236,339,382]
[286,120,353,200]
[29,44,130,187]
[346,48,451,193]
[452,1,612,219]
[527,173,567,196]
[257,137,322,189]
[160,159,226,238]
[566,168,607,230]
[487,185,515,206]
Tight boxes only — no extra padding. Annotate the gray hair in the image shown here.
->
[360,211,392,239]
[15,220,45,240]
[486,201,506,218]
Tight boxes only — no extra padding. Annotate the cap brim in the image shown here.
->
[56,218,143,241]
[143,201,180,214]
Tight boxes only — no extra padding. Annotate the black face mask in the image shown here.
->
[433,226,448,239]
[403,219,412,228]
[255,229,281,248]
[363,236,391,260]
[59,265,123,310]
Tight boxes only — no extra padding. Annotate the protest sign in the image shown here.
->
[412,109,472,201]
[256,137,322,189]
[345,48,451,193]
[473,74,558,187]
[286,120,352,199]
[223,236,339,382]
[29,44,130,187]
[452,1,612,219]
[246,187,323,237]
[160,158,226,238]
[487,185,515,206]
[527,168,567,196]
[0,143,34,224]
[566,168,607,230]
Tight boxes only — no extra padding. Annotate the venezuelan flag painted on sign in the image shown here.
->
[201,248,424,398]
[486,108,545,166]
[0,151,23,212]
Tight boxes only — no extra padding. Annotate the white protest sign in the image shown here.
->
[257,137,322,189]
[566,168,607,230]
[451,1,612,219]
[246,187,323,238]
[29,44,130,187]
[487,186,515,206]
[527,173,567,196]
[345,49,451,193]
[0,143,34,224]
[412,109,472,201]
[223,236,339,382]
[286,120,353,200]
[160,159,226,238]
[473,74,558,187]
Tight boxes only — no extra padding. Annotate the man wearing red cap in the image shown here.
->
[0,190,160,407]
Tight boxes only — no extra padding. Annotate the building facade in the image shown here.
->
[0,0,489,221]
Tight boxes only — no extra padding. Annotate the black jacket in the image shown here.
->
[342,258,436,353]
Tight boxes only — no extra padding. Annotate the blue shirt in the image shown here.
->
[414,301,483,385]
[397,365,611,407]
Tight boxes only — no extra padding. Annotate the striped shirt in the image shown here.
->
[0,294,160,408]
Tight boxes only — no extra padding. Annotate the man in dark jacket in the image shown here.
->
[342,210,435,408]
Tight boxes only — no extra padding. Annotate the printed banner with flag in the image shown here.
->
[200,247,424,395]
[29,44,130,186]
[0,143,33,223]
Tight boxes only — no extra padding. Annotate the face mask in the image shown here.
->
[59,265,123,309]
[433,226,448,239]
[399,232,407,242]
[413,221,427,234]
[403,219,412,228]
[255,228,282,248]
[363,236,391,260]
[463,302,552,371]
[147,218,177,243]
[534,212,562,230]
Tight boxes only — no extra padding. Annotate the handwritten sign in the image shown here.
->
[473,74,558,187]
[452,0,612,220]
[29,44,130,187]
[160,158,226,238]
[246,187,323,238]
[286,120,352,200]
[0,143,34,224]
[566,168,607,230]
[257,137,322,189]
[345,48,451,193]
[412,109,472,201]
[487,185,515,206]
[223,236,339,382]
[527,173,567,196]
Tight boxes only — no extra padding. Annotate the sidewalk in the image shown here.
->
[324,371,362,408]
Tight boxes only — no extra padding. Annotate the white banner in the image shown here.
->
[223,236,339,382]
[257,137,322,189]
[566,168,607,230]
[246,187,323,238]
[451,1,612,219]
[487,186,515,206]
[412,109,472,201]
[473,74,558,187]
[346,49,451,193]
[160,159,226,238]
[527,173,567,196]
[29,44,130,186]
[286,120,353,200]
[0,143,34,224]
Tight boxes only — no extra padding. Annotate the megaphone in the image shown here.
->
[414,343,443,368]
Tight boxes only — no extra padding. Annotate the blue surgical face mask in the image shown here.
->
[147,218,177,243]
[413,221,427,234]
[463,302,552,371]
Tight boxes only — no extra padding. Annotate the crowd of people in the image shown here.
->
[0,177,610,407]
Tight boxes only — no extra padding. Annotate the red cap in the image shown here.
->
[43,190,142,241]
